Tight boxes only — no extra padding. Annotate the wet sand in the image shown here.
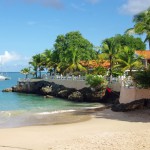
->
[0,109,150,150]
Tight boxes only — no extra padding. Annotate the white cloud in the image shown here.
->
[0,51,21,64]
[120,0,150,15]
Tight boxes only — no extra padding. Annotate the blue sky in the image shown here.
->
[0,0,150,72]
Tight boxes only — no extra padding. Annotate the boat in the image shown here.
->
[0,74,10,80]
[0,56,10,80]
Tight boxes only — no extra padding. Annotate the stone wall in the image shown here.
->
[119,86,150,104]
[45,79,89,90]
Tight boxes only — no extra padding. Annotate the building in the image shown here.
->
[135,50,150,68]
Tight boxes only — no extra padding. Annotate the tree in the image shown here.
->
[114,46,142,76]
[20,68,30,79]
[42,49,53,74]
[126,8,150,49]
[114,34,146,50]
[62,48,87,74]
[53,31,97,74]
[101,37,120,77]
[29,54,44,78]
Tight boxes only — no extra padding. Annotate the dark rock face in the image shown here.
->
[58,88,76,99]
[102,90,120,104]
[68,91,83,102]
[2,88,12,92]
[40,86,52,95]
[44,95,54,99]
[111,99,150,112]
[3,80,119,104]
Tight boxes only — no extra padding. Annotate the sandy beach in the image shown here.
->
[0,109,150,150]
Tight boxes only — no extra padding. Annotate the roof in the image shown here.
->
[135,50,150,59]
[80,60,110,69]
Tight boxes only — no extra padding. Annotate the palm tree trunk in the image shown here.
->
[129,68,132,76]
[109,56,112,82]
[109,56,112,77]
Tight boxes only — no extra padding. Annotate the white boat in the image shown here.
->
[0,56,10,80]
[0,74,10,80]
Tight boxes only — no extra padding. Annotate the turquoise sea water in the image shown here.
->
[0,72,100,128]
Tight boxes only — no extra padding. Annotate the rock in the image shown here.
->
[40,86,52,95]
[2,88,12,92]
[44,95,54,99]
[58,90,69,98]
[79,87,106,102]
[4,80,120,104]
[144,99,150,108]
[79,87,92,101]
[68,91,83,102]
[58,88,76,98]
[50,84,66,96]
[111,99,146,112]
[101,90,120,104]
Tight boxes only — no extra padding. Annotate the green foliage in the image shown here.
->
[29,54,45,78]
[101,37,120,77]
[20,68,30,79]
[53,31,96,73]
[112,68,123,77]
[126,8,150,49]
[92,66,107,76]
[114,46,142,76]
[85,74,107,89]
[114,34,146,50]
[133,66,150,88]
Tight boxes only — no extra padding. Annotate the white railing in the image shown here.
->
[43,75,86,81]
[18,75,86,82]
[122,76,136,88]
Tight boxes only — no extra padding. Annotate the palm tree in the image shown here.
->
[62,48,87,74]
[29,54,44,78]
[101,37,120,78]
[126,8,150,49]
[114,46,142,76]
[21,68,30,79]
[42,49,53,75]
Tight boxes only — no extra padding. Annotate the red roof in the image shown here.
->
[135,50,150,59]
[80,60,110,68]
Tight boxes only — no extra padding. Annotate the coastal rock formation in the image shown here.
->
[2,80,119,103]
[111,99,150,112]
[44,95,54,99]
[68,91,83,102]
[40,86,52,95]
[2,88,12,92]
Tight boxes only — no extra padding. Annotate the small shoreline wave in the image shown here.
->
[0,104,108,128]
[37,109,76,115]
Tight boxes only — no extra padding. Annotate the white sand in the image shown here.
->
[0,109,150,150]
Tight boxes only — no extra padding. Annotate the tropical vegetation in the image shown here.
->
[25,7,150,83]
[133,66,150,88]
[85,74,107,90]
[126,8,150,49]
[20,68,30,79]
[114,46,143,76]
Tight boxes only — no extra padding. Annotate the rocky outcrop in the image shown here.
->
[44,95,54,99]
[111,99,150,112]
[2,88,12,92]
[2,80,119,103]
[68,91,83,102]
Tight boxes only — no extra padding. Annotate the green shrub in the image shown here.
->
[133,67,150,88]
[85,74,107,89]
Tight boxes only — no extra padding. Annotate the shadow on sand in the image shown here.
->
[93,108,150,123]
